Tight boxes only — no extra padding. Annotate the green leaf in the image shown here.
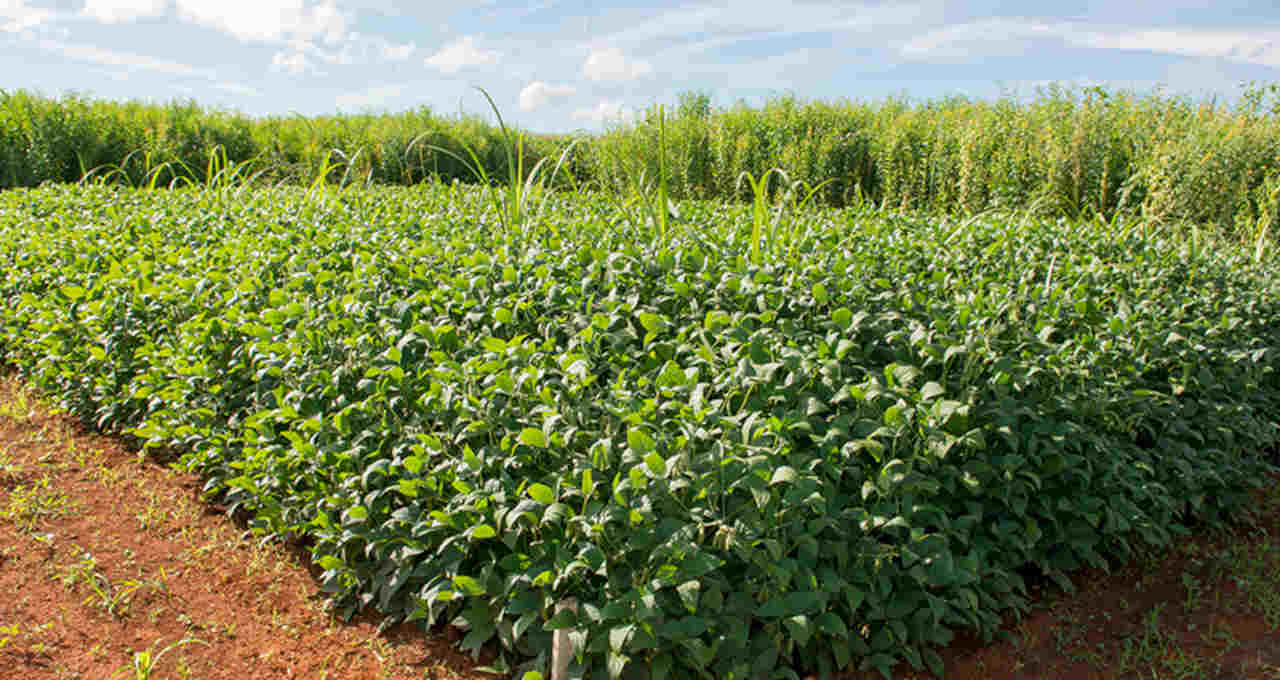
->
[817,611,849,638]
[770,466,797,486]
[463,445,483,471]
[650,653,674,680]
[756,598,787,618]
[518,427,547,448]
[527,483,555,504]
[60,284,86,300]
[641,452,665,476]
[784,614,813,648]
[627,427,655,454]
[812,282,829,304]
[471,524,496,539]
[453,575,486,596]
[607,650,629,680]
[637,312,665,333]
[677,581,700,613]
[832,307,853,329]
[543,609,577,629]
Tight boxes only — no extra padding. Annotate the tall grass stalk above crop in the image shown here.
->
[600,105,679,247]
[412,88,580,248]
[735,168,834,263]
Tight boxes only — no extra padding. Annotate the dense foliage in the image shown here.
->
[1,183,1278,678]
[7,85,1280,241]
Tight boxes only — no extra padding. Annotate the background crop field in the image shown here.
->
[5,84,1280,248]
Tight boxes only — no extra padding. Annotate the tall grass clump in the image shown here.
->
[0,89,574,191]
[588,83,1280,242]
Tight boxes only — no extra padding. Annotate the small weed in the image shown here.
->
[1117,603,1220,679]
[1226,537,1280,627]
[0,621,58,659]
[136,496,171,532]
[57,551,172,619]
[0,444,23,486]
[1,475,72,532]
[111,637,207,680]
[0,386,35,421]
[1181,572,1204,614]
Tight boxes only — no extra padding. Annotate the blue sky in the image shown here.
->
[3,0,1280,133]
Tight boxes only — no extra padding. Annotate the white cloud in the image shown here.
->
[1,0,56,33]
[582,46,651,82]
[571,98,636,125]
[518,81,575,111]
[81,0,168,24]
[283,32,414,68]
[172,0,348,44]
[424,35,500,73]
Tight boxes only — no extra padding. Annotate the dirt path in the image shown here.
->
[0,378,493,680]
[1,376,1278,679]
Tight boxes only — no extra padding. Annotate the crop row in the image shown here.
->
[1,183,1278,678]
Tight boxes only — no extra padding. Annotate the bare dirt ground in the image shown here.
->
[1,376,1278,680]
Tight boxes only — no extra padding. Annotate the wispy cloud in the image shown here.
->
[902,20,1280,70]
[594,1,935,52]
[31,37,229,81]
[424,35,500,73]
[1069,27,1280,68]
[900,18,1054,60]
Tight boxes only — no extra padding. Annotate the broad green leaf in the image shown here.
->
[769,466,797,486]
[637,312,665,333]
[453,575,486,596]
[812,282,829,304]
[644,451,666,476]
[627,427,655,454]
[518,427,547,448]
[832,307,853,329]
[527,483,555,504]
